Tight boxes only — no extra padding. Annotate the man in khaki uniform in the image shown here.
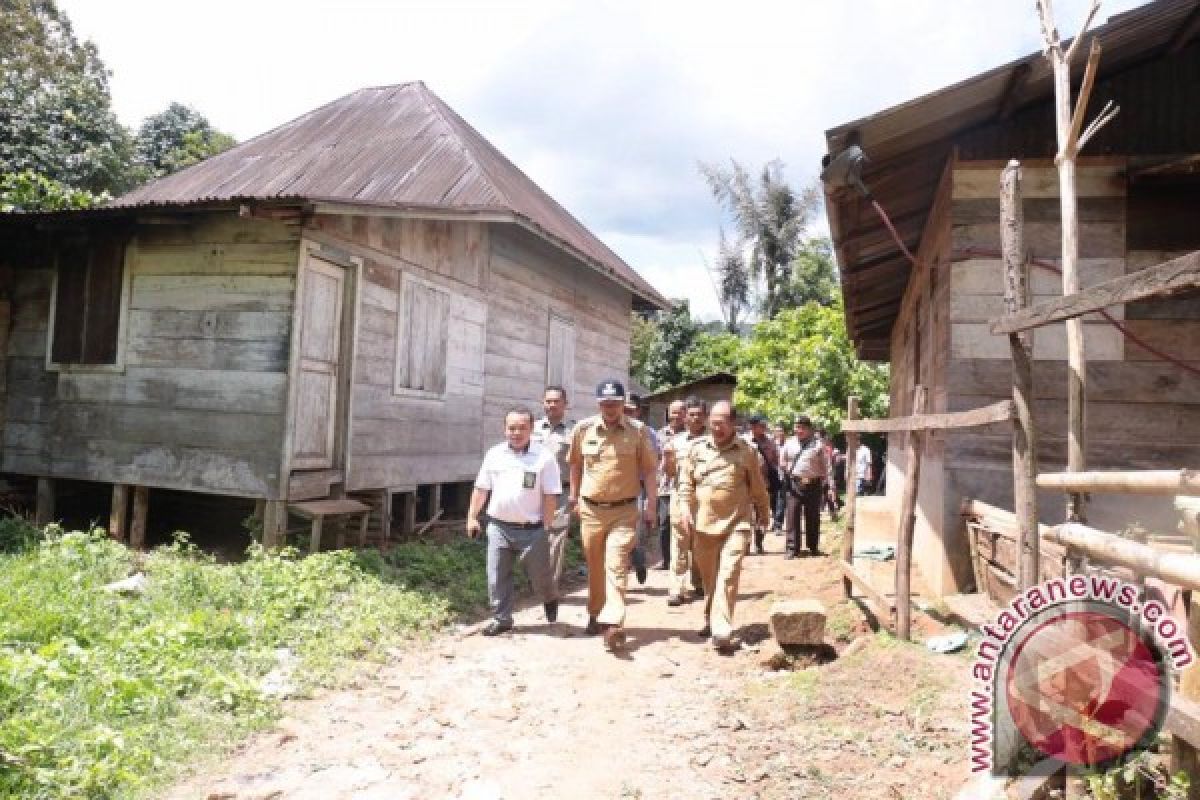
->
[532,385,576,597]
[662,396,708,606]
[567,380,658,651]
[677,401,771,652]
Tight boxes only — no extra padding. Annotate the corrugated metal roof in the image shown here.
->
[824,0,1200,360]
[111,82,669,309]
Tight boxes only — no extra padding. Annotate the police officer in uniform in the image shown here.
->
[779,414,831,558]
[532,385,576,598]
[567,380,658,651]
[677,401,770,652]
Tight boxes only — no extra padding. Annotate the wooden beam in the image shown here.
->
[835,559,895,622]
[896,386,927,641]
[1002,160,1040,591]
[34,478,55,529]
[109,484,130,542]
[841,397,861,601]
[1037,469,1200,495]
[1044,522,1200,590]
[262,500,286,549]
[989,249,1200,334]
[130,486,149,550]
[842,399,1013,434]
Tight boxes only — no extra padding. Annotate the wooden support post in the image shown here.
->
[400,491,417,536]
[310,516,323,554]
[380,489,393,544]
[130,486,149,550]
[428,484,443,522]
[895,385,927,641]
[262,500,286,548]
[34,478,55,528]
[358,510,369,547]
[109,484,130,542]
[1175,498,1200,796]
[841,396,861,600]
[1002,160,1040,589]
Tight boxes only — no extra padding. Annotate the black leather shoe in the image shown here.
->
[585,616,600,635]
[693,586,705,600]
[543,601,558,623]
[712,635,736,653]
[632,547,647,585]
[697,624,711,639]
[482,619,513,636]
[667,595,684,607]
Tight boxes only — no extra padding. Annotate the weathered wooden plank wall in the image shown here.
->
[941,160,1200,558]
[1,213,297,497]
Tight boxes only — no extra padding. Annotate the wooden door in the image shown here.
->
[291,253,345,470]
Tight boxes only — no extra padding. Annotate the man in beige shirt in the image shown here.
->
[661,396,708,606]
[677,401,771,652]
[567,380,658,652]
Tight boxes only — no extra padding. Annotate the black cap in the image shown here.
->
[748,413,766,425]
[596,380,626,401]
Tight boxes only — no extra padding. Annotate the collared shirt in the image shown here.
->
[662,427,707,495]
[742,432,780,483]
[475,441,561,525]
[532,416,576,476]
[677,434,771,537]
[656,424,684,493]
[567,414,657,503]
[780,435,830,480]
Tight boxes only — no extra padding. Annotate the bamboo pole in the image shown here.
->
[895,385,927,641]
[841,396,860,600]
[1002,161,1040,589]
[1043,522,1200,591]
[1037,469,1200,495]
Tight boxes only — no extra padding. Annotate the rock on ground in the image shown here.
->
[769,598,827,645]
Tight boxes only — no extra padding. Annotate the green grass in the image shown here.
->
[0,524,495,799]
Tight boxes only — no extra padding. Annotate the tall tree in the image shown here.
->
[700,159,820,319]
[133,103,235,179]
[0,0,132,194]
[778,236,840,308]
[713,229,750,333]
[637,301,701,391]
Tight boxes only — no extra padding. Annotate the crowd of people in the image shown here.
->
[465,379,881,656]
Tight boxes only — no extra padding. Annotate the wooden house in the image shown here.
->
[824,0,1200,596]
[0,82,668,546]
[643,372,737,429]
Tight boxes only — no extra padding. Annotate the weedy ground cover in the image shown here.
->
[0,523,493,799]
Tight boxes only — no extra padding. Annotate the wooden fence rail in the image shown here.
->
[840,399,1013,434]
[989,248,1200,335]
[1044,522,1200,590]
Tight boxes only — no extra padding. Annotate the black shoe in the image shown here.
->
[543,601,558,623]
[697,624,711,639]
[482,619,513,636]
[755,545,766,555]
[585,616,600,635]
[667,594,684,607]
[810,548,823,557]
[632,547,647,585]
[712,634,736,653]
[693,586,705,600]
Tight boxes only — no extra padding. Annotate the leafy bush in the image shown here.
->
[0,531,460,799]
[0,515,39,553]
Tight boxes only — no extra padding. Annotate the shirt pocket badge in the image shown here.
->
[522,471,537,489]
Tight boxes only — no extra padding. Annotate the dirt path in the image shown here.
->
[169,527,975,800]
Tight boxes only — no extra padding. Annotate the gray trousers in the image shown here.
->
[487,520,554,624]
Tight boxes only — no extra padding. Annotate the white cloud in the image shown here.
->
[57,0,1148,320]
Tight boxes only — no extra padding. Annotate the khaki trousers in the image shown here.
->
[692,529,750,639]
[668,494,700,599]
[579,501,639,626]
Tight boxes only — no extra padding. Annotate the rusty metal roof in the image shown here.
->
[111,82,669,310]
[825,0,1200,360]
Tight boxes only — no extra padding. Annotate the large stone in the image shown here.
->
[769,599,827,646]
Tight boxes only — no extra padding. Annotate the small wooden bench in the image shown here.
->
[287,498,371,553]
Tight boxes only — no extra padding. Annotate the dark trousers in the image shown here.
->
[772,482,788,529]
[657,496,671,564]
[786,487,823,554]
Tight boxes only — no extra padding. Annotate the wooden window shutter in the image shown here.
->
[51,241,88,364]
[395,276,450,395]
[547,314,575,393]
[51,236,126,366]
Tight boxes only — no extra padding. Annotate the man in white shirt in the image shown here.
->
[855,442,873,496]
[468,407,562,636]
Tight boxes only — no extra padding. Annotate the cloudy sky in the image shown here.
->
[59,0,1147,319]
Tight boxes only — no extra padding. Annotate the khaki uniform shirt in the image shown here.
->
[567,414,657,503]
[533,416,575,477]
[662,428,707,496]
[656,425,684,494]
[677,434,771,537]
